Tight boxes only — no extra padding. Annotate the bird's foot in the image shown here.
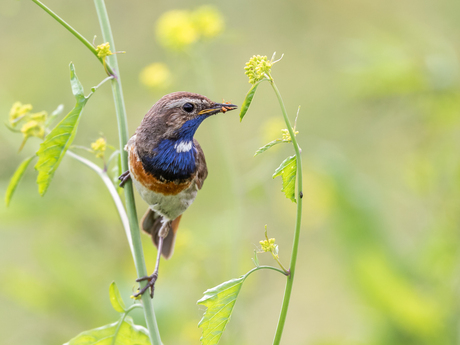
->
[133,273,158,299]
[118,170,131,188]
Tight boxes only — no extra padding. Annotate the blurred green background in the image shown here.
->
[1,0,460,344]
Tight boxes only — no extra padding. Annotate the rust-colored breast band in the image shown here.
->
[129,148,192,195]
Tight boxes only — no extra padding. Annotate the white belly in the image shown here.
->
[131,177,198,221]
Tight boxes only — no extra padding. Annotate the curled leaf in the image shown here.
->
[273,155,297,202]
[5,155,36,206]
[35,63,89,196]
[239,80,265,122]
[109,281,126,313]
[198,277,245,345]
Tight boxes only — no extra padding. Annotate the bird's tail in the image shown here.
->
[141,209,182,259]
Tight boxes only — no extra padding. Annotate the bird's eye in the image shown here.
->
[182,102,194,113]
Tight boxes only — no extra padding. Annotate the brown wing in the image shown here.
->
[193,139,208,190]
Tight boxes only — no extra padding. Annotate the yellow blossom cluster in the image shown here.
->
[244,55,272,84]
[91,137,107,159]
[155,6,224,51]
[259,237,276,253]
[281,128,299,142]
[96,42,113,59]
[9,102,32,125]
[9,102,47,146]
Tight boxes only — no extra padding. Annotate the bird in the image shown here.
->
[119,91,237,298]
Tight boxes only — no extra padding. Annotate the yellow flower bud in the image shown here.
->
[281,128,299,142]
[259,238,277,252]
[96,42,113,58]
[9,102,33,127]
[29,111,48,123]
[20,120,45,139]
[91,137,107,159]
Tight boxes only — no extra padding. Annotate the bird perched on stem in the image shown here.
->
[119,92,237,298]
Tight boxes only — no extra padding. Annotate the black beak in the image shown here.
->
[198,102,238,116]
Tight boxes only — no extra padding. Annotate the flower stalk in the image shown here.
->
[93,0,162,344]
[268,74,303,345]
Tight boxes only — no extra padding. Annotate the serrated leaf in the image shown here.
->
[5,155,36,206]
[254,139,283,156]
[273,155,297,202]
[239,80,264,121]
[35,63,89,196]
[109,281,126,313]
[198,277,246,345]
[64,316,150,345]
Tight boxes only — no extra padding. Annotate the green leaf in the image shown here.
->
[35,63,89,196]
[273,155,297,202]
[109,281,126,313]
[45,104,64,126]
[5,155,36,206]
[254,139,283,156]
[198,276,246,345]
[239,80,265,121]
[64,316,151,345]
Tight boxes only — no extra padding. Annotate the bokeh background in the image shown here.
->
[1,0,460,344]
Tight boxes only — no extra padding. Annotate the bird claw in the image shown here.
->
[118,170,131,188]
[133,273,158,299]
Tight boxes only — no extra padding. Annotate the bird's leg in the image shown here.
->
[118,170,131,187]
[133,220,171,298]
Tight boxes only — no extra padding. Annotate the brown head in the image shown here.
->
[135,92,237,149]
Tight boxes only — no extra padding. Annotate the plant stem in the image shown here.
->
[269,78,303,345]
[66,151,133,256]
[111,304,144,345]
[30,0,113,75]
[245,265,289,278]
[93,1,161,344]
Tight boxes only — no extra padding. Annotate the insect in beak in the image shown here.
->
[198,102,238,116]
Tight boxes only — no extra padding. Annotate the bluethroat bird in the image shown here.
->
[119,92,237,298]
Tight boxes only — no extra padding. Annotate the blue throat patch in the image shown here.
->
[142,115,207,181]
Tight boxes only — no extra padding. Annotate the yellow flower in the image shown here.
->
[156,10,198,50]
[244,53,283,84]
[259,238,276,253]
[244,55,272,84]
[9,102,32,127]
[96,42,113,58]
[29,111,48,123]
[281,128,299,142]
[91,137,107,159]
[21,120,45,139]
[139,63,172,88]
[192,6,224,38]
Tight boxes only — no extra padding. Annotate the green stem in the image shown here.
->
[93,1,161,344]
[244,265,289,279]
[269,78,303,345]
[66,150,133,256]
[31,0,114,75]
[272,254,289,275]
[111,304,144,345]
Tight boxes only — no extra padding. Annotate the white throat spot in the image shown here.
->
[174,141,193,153]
